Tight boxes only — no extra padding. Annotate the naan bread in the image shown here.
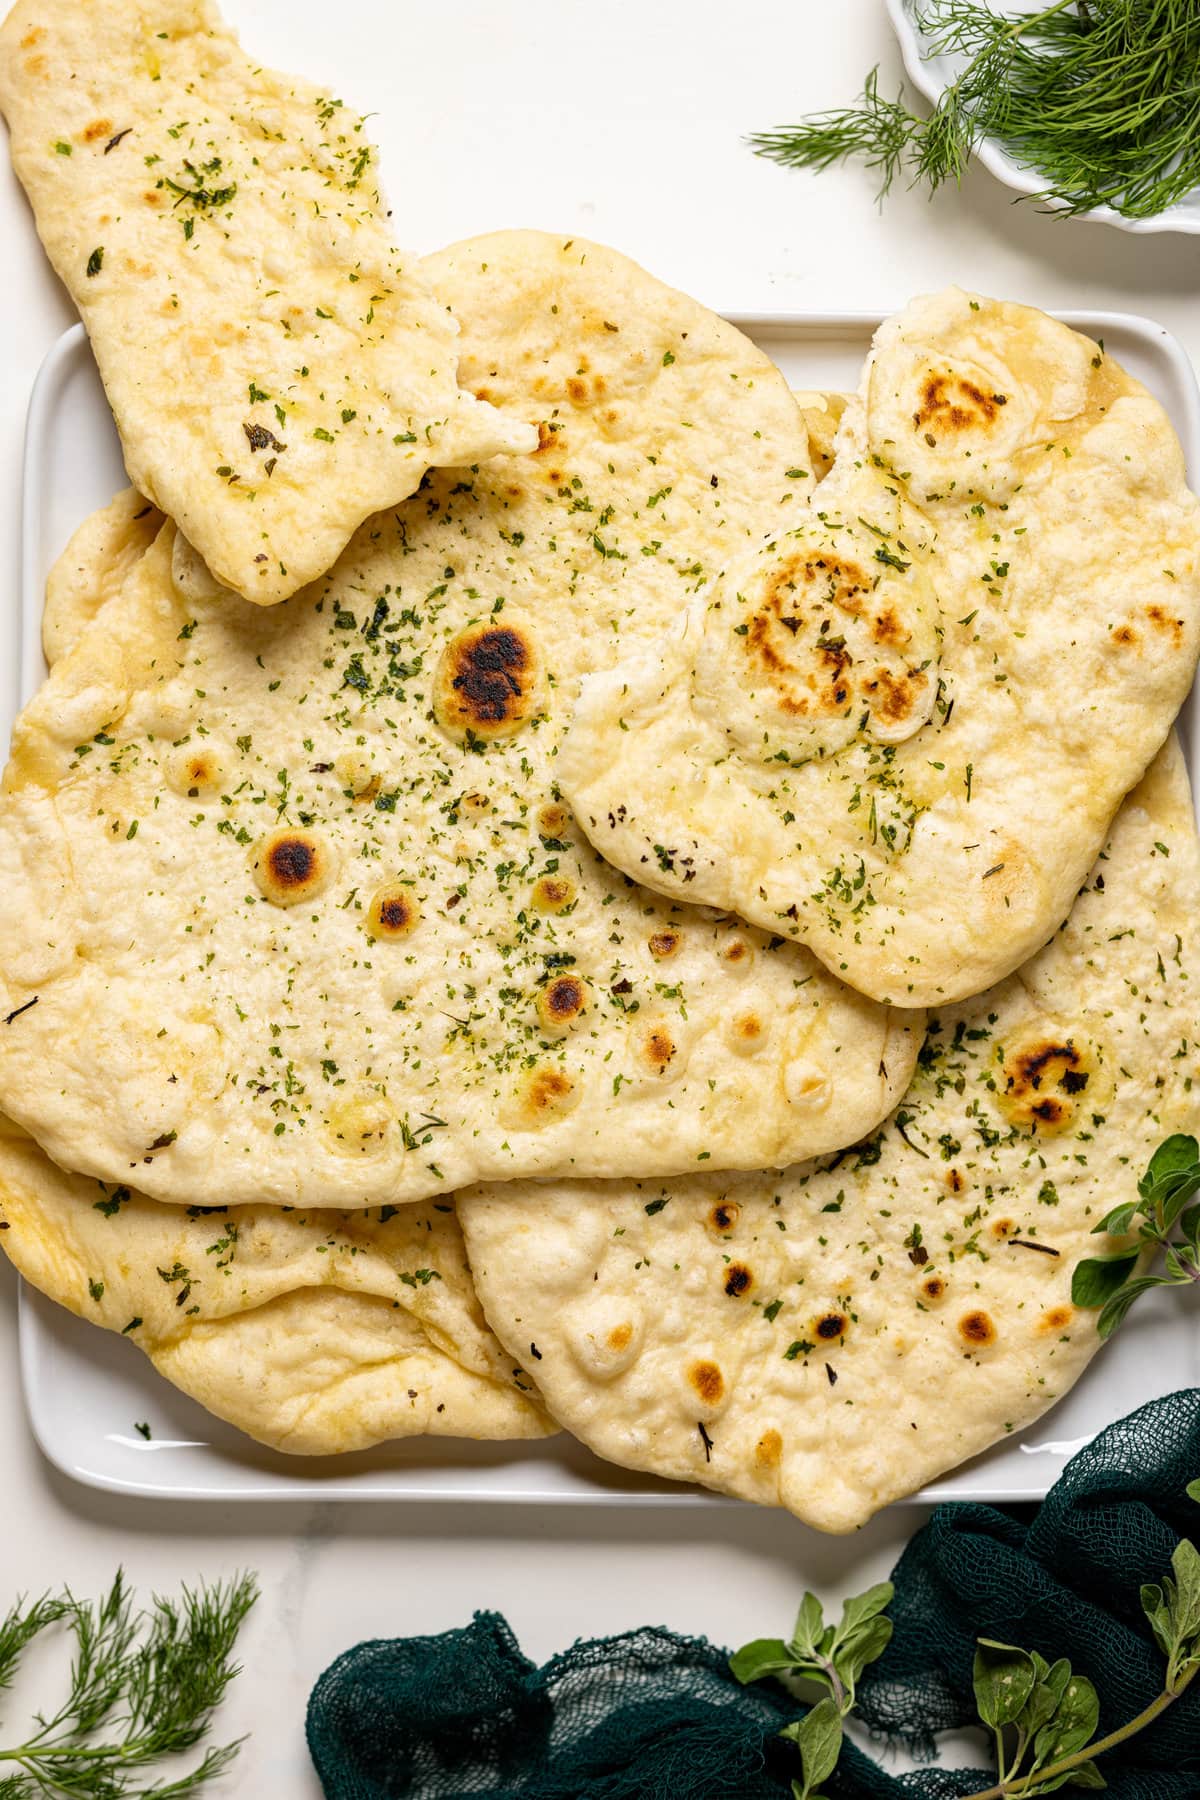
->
[460,738,1200,1531]
[0,0,534,604]
[792,390,847,480]
[0,233,919,1209]
[12,514,550,1452]
[45,408,851,672]
[42,487,163,668]
[0,1112,552,1451]
[559,291,1200,1005]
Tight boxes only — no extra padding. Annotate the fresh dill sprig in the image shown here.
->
[750,0,1200,220]
[0,1570,257,1798]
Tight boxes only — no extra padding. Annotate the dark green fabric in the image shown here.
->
[306,1613,956,1799]
[307,1389,1200,1799]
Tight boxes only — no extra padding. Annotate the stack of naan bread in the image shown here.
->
[0,0,1197,1531]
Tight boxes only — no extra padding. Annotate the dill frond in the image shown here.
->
[749,67,920,195]
[750,0,1200,220]
[0,1571,257,1798]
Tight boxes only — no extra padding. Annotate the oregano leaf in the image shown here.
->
[973,1639,1037,1729]
[1138,1135,1200,1207]
[1092,1200,1138,1238]
[1141,1582,1174,1661]
[1033,1671,1098,1766]
[1163,1244,1199,1282]
[1167,1539,1200,1648]
[834,1581,893,1640]
[1178,1205,1200,1250]
[1071,1254,1139,1309]
[729,1638,793,1685]
[781,1697,843,1797]
[1151,1166,1200,1222]
[791,1591,825,1656]
[1021,1657,1070,1738]
[1096,1276,1164,1341]
[839,1613,893,1687]
[1026,1760,1107,1794]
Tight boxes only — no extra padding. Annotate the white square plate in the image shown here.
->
[16,312,1200,1503]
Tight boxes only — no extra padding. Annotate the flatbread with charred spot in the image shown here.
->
[560,290,1200,1005]
[0,234,919,1208]
[8,534,551,1452]
[460,738,1200,1531]
[0,0,534,605]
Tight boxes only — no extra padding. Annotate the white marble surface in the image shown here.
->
[0,1,1198,1791]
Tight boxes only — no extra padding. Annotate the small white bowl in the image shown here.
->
[886,0,1200,235]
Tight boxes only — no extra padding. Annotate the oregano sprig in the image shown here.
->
[734,1506,1200,1799]
[0,1570,257,1798]
[749,0,1200,222]
[965,1640,1105,1796]
[730,1582,894,1800]
[1141,1536,1200,1696]
[1072,1134,1200,1338]
[960,1529,1200,1796]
